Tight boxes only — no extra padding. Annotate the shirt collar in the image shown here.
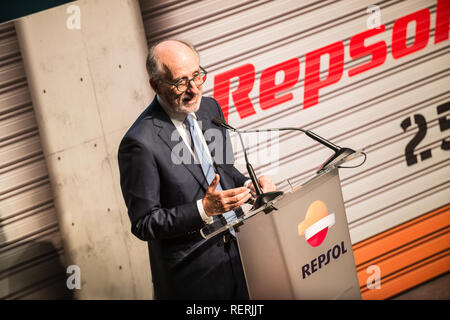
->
[157,95,198,124]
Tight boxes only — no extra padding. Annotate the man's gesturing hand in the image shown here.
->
[202,174,251,216]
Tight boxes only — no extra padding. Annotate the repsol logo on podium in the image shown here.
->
[301,241,348,279]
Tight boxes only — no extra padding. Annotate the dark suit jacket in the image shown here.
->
[118,96,248,299]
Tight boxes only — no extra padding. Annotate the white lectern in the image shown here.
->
[237,168,361,299]
[200,153,364,300]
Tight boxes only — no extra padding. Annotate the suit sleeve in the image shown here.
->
[118,137,205,241]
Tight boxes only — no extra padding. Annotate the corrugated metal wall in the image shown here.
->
[0,21,69,299]
[355,204,449,299]
[140,0,449,298]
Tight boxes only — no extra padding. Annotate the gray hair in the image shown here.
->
[146,39,200,80]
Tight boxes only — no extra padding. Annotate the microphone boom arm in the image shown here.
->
[236,130,263,196]
[213,118,356,173]
[212,117,283,212]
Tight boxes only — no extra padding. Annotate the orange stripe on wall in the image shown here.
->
[352,203,450,300]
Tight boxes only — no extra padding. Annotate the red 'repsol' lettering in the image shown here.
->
[259,58,300,110]
[392,8,430,59]
[348,25,387,77]
[435,0,450,44]
[213,64,256,122]
[212,1,447,120]
[303,41,344,109]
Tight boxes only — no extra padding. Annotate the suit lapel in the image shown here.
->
[150,98,209,191]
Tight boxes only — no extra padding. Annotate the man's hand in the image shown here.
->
[248,175,276,198]
[202,174,251,216]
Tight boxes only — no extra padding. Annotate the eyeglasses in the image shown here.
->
[159,66,207,92]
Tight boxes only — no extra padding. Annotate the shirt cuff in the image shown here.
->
[197,199,213,224]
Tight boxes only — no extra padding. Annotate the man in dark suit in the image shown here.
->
[118,39,276,299]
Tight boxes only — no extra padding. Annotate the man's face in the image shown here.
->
[152,43,203,115]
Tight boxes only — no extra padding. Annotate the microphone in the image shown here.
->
[212,118,283,212]
[212,117,233,130]
[212,118,356,174]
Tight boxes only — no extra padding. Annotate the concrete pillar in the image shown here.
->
[15,0,154,299]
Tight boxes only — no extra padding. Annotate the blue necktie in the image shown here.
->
[185,114,237,236]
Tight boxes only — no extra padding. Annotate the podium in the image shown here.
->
[200,152,364,300]
[237,167,361,299]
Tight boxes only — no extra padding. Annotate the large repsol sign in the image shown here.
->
[213,0,449,121]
